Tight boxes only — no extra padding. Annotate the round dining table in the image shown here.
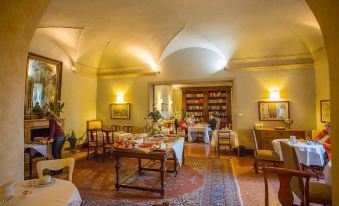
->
[272,139,326,167]
[6,179,82,206]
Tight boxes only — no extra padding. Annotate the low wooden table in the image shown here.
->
[113,148,179,197]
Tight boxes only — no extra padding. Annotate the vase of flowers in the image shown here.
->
[148,110,162,129]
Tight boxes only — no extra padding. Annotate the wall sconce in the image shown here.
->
[269,88,280,100]
[116,92,124,103]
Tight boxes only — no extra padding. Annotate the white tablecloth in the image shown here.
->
[172,137,185,166]
[24,144,53,159]
[211,130,239,148]
[8,179,82,206]
[272,139,326,166]
[113,132,133,142]
[188,126,211,143]
[323,161,332,186]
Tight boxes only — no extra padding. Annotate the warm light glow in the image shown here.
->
[116,92,124,103]
[269,88,280,100]
[127,47,159,72]
[71,66,76,72]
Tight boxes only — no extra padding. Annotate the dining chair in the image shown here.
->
[251,129,281,174]
[111,125,121,132]
[217,130,232,158]
[87,120,104,160]
[102,130,115,161]
[280,142,332,205]
[262,166,312,206]
[37,158,75,182]
[122,125,133,133]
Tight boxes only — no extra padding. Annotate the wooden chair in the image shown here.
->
[217,130,232,158]
[87,120,103,160]
[263,167,312,206]
[280,142,332,205]
[111,125,121,132]
[122,125,133,133]
[251,129,281,174]
[102,129,114,161]
[37,158,75,182]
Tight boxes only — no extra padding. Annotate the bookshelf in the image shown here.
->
[181,86,232,128]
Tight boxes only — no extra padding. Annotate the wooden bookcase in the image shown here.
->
[181,86,232,128]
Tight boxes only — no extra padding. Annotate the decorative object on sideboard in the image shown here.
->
[24,53,62,120]
[258,101,290,121]
[284,118,294,129]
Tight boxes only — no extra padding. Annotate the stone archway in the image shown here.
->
[0,0,338,203]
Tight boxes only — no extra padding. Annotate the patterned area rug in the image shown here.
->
[73,157,243,206]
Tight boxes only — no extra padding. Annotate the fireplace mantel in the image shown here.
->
[24,118,65,143]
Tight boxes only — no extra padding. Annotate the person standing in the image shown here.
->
[208,113,217,131]
[46,111,65,160]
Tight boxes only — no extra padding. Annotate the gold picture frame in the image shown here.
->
[258,101,290,121]
[111,103,131,119]
[320,100,330,123]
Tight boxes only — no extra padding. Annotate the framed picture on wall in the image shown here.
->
[111,103,131,119]
[258,101,290,121]
[320,100,330,123]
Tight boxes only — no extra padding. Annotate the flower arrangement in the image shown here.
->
[148,110,162,122]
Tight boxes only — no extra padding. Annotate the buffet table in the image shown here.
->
[113,137,185,197]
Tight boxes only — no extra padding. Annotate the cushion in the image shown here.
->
[309,182,332,205]
[256,150,280,161]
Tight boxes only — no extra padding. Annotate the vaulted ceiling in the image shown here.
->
[35,0,324,72]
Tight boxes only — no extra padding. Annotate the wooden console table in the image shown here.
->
[254,128,305,150]
[113,148,179,197]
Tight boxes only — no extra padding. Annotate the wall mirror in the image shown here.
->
[24,53,62,119]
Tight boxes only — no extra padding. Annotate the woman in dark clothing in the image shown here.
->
[208,114,217,131]
[46,111,65,159]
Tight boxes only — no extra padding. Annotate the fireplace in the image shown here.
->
[30,127,49,141]
[24,118,65,143]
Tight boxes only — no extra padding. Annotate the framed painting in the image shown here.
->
[111,103,131,119]
[320,100,330,123]
[24,53,63,119]
[258,101,290,121]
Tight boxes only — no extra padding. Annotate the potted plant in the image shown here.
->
[148,110,162,129]
[66,130,82,153]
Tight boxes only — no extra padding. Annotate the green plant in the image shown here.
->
[48,101,64,117]
[66,130,82,151]
[148,110,162,122]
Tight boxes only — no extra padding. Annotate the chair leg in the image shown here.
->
[87,145,90,160]
[218,144,220,158]
[103,147,106,162]
[229,145,232,159]
[254,160,258,174]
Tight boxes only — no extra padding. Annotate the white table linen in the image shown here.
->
[272,139,326,166]
[188,126,211,143]
[24,144,53,159]
[8,179,81,206]
[113,132,133,142]
[172,137,185,166]
[323,161,332,186]
[211,130,239,148]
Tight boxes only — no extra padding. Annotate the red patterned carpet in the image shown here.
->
[73,156,243,206]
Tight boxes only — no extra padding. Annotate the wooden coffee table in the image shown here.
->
[113,148,180,197]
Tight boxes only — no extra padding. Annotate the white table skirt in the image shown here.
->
[9,179,82,206]
[24,144,53,159]
[323,161,332,186]
[113,132,133,142]
[187,126,211,143]
[272,139,326,167]
[211,130,239,148]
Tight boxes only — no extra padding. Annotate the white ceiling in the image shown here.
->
[36,0,324,71]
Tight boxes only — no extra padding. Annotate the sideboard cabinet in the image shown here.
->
[254,128,305,150]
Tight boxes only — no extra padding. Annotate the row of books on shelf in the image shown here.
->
[186,111,203,116]
[186,93,204,98]
[209,111,226,117]
[208,105,226,110]
[187,105,203,110]
[194,117,205,122]
[208,92,227,97]
[208,99,227,104]
[186,99,204,104]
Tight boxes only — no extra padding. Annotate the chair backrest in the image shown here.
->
[263,167,311,206]
[251,129,259,157]
[280,142,304,199]
[87,120,102,130]
[122,125,133,133]
[111,125,121,132]
[37,158,75,182]
[218,130,231,143]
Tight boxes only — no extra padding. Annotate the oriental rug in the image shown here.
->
[73,157,243,206]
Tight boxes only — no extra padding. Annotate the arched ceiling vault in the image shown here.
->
[33,0,325,75]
